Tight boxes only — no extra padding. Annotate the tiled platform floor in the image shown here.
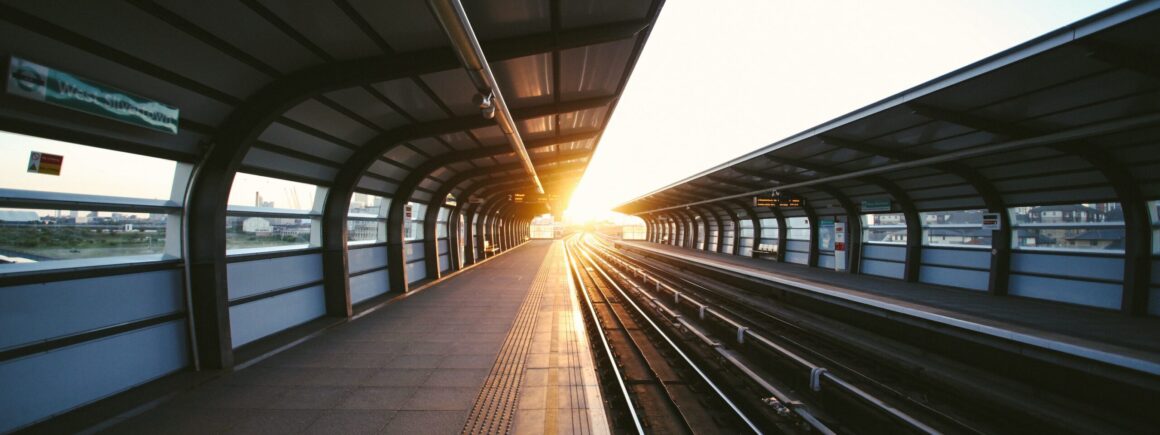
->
[101,240,606,434]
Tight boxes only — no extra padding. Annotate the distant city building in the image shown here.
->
[242,217,273,235]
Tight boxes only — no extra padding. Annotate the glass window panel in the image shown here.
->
[226,215,311,251]
[862,213,906,244]
[349,193,385,217]
[1009,203,1124,252]
[0,208,168,264]
[787,216,810,240]
[1,130,177,200]
[920,209,991,248]
[347,219,383,243]
[228,173,317,210]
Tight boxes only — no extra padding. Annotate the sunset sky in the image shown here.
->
[564,0,1122,223]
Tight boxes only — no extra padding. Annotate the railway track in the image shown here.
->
[572,233,1156,434]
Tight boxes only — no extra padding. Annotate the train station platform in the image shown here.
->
[95,241,606,435]
[615,240,1160,377]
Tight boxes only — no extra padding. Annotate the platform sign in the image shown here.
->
[861,199,891,212]
[27,151,63,175]
[834,222,847,271]
[6,56,180,134]
[981,212,1001,230]
[754,192,801,208]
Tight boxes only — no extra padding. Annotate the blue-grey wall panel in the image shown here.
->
[0,270,183,350]
[349,245,388,274]
[863,244,906,262]
[0,321,188,433]
[1151,260,1160,285]
[863,259,905,279]
[1009,274,1121,309]
[785,251,809,265]
[230,285,325,348]
[351,269,390,304]
[438,239,449,253]
[786,240,810,253]
[407,261,427,283]
[1011,253,1123,282]
[818,254,835,269]
[921,248,990,269]
[227,254,323,300]
[722,245,734,254]
[405,242,425,263]
[439,254,450,273]
[757,238,778,247]
[920,266,989,291]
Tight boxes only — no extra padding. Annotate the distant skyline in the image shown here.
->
[564,0,1123,222]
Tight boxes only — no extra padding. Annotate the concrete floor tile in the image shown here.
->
[224,409,321,434]
[438,354,498,369]
[302,409,397,434]
[424,368,490,388]
[364,368,434,387]
[383,410,468,434]
[382,354,445,369]
[337,387,417,410]
[269,386,354,409]
[402,387,479,410]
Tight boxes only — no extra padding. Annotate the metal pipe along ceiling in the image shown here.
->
[428,0,546,195]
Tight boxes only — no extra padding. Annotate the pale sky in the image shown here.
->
[564,0,1123,222]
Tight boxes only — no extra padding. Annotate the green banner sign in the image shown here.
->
[6,57,179,134]
[861,199,892,212]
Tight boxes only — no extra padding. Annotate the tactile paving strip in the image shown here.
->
[462,248,555,434]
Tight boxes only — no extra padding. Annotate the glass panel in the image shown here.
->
[404,202,425,241]
[1,130,177,200]
[862,213,906,244]
[347,219,382,243]
[228,173,317,210]
[920,209,992,248]
[226,215,311,250]
[1010,203,1124,252]
[0,208,167,264]
[787,216,809,240]
[349,193,385,217]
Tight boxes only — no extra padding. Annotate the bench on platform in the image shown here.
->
[483,240,499,256]
[752,243,778,259]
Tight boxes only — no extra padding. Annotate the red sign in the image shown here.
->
[27,151,63,175]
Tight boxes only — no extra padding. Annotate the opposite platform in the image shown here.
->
[616,240,1160,376]
[101,240,606,434]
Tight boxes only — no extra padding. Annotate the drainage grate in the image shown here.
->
[462,248,555,435]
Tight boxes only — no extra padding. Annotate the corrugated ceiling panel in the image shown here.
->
[373,78,448,122]
[383,145,426,168]
[352,0,444,52]
[420,69,477,117]
[156,0,319,73]
[282,99,378,145]
[463,0,550,40]
[491,53,554,109]
[561,0,651,29]
[257,0,381,59]
[559,39,634,101]
[324,87,409,131]
[257,123,353,162]
[357,175,396,196]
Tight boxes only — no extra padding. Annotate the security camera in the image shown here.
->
[475,92,495,120]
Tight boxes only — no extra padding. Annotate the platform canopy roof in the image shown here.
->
[0,0,664,212]
[615,1,1160,219]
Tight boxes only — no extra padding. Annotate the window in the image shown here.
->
[404,202,426,241]
[787,217,810,240]
[0,131,186,269]
[920,209,991,248]
[1009,203,1124,253]
[1151,200,1160,254]
[862,213,906,245]
[437,207,451,238]
[348,193,386,244]
[759,218,779,240]
[225,173,323,253]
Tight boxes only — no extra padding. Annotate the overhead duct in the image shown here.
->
[428,0,546,195]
